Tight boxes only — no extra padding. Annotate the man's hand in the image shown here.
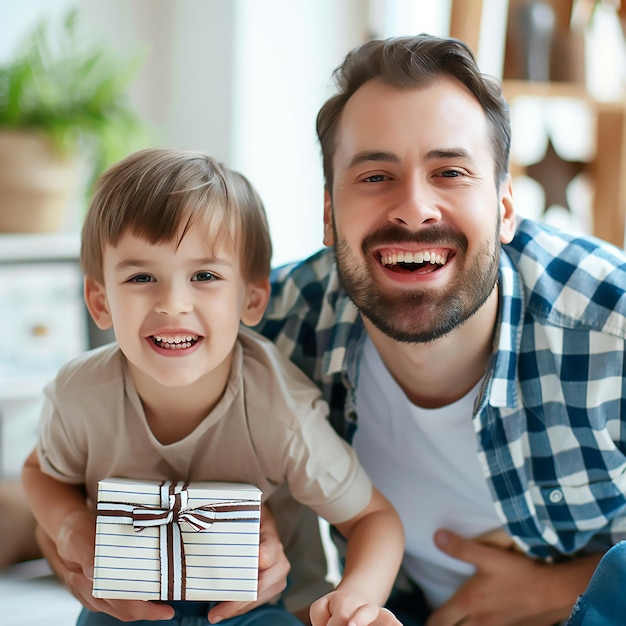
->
[207,504,291,624]
[310,589,403,626]
[426,529,600,626]
[37,517,175,622]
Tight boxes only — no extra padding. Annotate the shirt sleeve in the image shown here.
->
[281,396,373,524]
[36,380,87,485]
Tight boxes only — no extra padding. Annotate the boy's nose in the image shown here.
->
[155,284,193,315]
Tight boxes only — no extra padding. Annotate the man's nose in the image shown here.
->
[387,176,442,228]
[154,282,193,315]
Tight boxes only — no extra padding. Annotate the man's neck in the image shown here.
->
[363,288,499,409]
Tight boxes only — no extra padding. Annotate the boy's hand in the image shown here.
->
[309,590,403,626]
[38,517,175,622]
[207,503,290,623]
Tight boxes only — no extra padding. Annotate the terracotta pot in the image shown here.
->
[0,130,79,232]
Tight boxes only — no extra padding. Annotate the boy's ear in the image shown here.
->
[241,277,270,327]
[84,277,113,330]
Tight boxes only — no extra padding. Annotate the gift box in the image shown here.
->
[92,477,262,601]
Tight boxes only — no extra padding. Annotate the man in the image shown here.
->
[36,34,626,626]
[256,34,626,625]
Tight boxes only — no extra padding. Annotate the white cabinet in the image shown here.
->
[0,234,89,477]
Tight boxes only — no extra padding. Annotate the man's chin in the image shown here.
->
[362,310,455,344]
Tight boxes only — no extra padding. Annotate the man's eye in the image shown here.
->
[129,274,154,283]
[440,170,462,178]
[363,174,387,183]
[192,271,216,282]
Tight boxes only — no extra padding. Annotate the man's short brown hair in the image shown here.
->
[316,34,511,192]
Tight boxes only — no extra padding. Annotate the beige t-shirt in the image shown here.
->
[37,326,371,526]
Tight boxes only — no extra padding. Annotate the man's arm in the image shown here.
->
[427,529,602,626]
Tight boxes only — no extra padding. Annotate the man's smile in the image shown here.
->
[376,247,452,274]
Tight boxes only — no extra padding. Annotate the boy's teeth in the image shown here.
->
[152,334,199,350]
[154,335,197,343]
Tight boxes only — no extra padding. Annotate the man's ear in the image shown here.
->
[241,277,271,327]
[84,277,113,330]
[498,175,516,244]
[323,188,335,247]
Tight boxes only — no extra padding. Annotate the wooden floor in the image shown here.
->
[0,559,81,625]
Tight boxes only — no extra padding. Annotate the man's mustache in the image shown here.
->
[361,225,467,253]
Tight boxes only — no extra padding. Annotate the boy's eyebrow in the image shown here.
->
[113,257,234,271]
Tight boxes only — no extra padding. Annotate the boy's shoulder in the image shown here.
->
[52,342,125,397]
[238,326,318,387]
[237,326,326,421]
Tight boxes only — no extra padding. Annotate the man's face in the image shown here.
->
[325,78,515,343]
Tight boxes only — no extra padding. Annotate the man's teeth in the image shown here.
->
[153,335,198,349]
[380,251,448,266]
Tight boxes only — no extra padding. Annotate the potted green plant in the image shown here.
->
[0,9,147,233]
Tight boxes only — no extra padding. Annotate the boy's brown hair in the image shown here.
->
[80,148,272,284]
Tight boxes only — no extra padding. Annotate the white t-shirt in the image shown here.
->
[354,336,502,608]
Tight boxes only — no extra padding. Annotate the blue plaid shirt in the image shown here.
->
[256,218,626,563]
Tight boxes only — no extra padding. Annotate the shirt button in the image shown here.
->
[549,489,564,503]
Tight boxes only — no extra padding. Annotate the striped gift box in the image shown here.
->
[92,477,262,601]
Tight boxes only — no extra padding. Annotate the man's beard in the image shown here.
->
[333,218,501,344]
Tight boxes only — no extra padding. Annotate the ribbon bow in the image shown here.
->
[97,481,261,600]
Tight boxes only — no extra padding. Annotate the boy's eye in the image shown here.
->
[129,274,154,283]
[192,271,217,282]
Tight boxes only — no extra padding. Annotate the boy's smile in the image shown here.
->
[150,333,200,352]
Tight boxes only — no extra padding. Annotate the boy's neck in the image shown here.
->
[128,355,233,445]
[141,392,221,445]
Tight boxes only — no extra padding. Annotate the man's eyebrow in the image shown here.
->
[347,151,399,168]
[425,148,472,161]
[347,148,474,168]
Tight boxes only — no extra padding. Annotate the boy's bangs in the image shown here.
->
[124,184,237,253]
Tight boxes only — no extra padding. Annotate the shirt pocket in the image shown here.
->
[528,469,626,553]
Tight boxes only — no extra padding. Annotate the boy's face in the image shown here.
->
[84,224,268,395]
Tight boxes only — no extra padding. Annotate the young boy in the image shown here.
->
[22,149,404,626]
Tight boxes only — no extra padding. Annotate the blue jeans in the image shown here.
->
[77,601,303,626]
[567,541,626,625]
